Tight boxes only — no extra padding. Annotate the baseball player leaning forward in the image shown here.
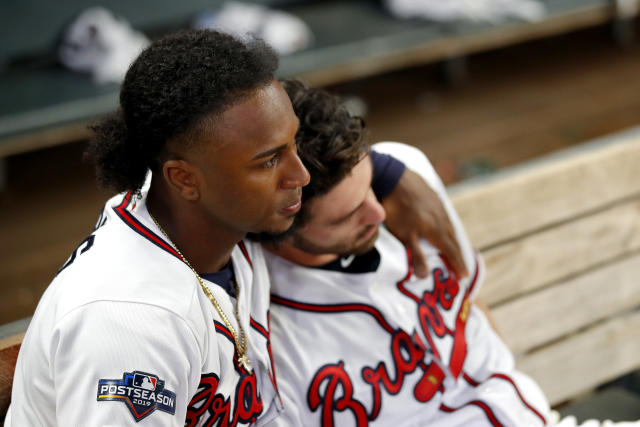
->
[258,80,640,427]
[6,31,464,426]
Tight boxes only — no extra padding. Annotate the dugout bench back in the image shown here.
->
[450,126,640,405]
[1,127,639,419]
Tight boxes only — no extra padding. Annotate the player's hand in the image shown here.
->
[382,168,468,279]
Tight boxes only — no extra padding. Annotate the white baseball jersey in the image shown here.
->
[263,142,551,426]
[6,189,282,426]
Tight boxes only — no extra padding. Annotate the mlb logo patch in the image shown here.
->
[133,373,157,390]
[97,370,176,422]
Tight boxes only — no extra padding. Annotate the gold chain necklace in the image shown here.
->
[149,214,252,372]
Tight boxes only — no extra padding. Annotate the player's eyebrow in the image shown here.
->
[252,143,288,160]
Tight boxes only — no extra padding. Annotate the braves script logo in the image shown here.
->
[97,370,176,422]
[304,255,474,426]
[184,315,275,426]
[185,367,263,426]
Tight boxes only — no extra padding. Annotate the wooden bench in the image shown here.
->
[451,127,640,405]
[0,318,29,421]
[1,128,639,419]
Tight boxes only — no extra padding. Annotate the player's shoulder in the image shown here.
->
[41,194,203,328]
[43,258,202,334]
[372,141,443,190]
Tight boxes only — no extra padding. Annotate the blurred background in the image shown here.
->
[1,0,640,421]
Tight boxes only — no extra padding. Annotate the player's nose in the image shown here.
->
[281,149,310,189]
[362,190,386,225]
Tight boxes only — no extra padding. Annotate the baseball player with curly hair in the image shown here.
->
[5,30,465,426]
[259,79,640,427]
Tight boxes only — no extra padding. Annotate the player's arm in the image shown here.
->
[370,150,467,278]
[51,301,202,426]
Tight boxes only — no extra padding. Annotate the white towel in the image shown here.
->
[192,2,313,55]
[58,7,149,84]
[549,411,640,427]
[385,0,546,23]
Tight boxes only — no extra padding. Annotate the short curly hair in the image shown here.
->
[85,29,278,193]
[283,78,369,228]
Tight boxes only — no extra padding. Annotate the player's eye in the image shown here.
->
[261,153,280,168]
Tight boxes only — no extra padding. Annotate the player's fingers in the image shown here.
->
[443,221,468,278]
[442,235,468,278]
[424,222,468,278]
[408,235,429,278]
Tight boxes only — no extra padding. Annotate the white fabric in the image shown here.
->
[385,0,546,23]
[550,411,640,427]
[6,189,281,426]
[58,7,149,84]
[263,142,550,426]
[192,1,313,55]
[616,0,639,19]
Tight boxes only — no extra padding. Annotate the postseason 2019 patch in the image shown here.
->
[97,370,176,422]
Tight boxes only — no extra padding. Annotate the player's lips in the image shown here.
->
[280,197,302,214]
[359,225,378,241]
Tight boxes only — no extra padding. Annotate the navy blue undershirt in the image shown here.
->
[201,150,405,293]
[370,150,405,201]
[314,248,381,274]
[201,263,237,297]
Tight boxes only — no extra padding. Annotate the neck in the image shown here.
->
[147,185,245,274]
[264,241,338,267]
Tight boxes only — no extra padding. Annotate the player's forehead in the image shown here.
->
[207,80,299,160]
[310,156,373,225]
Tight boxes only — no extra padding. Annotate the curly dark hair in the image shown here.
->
[85,29,278,193]
[283,78,369,228]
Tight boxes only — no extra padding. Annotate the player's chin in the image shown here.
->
[352,228,379,254]
[259,213,297,235]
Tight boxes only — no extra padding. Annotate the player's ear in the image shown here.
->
[162,159,201,202]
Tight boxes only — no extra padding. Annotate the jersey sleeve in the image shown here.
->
[371,141,485,298]
[261,378,306,427]
[370,150,406,200]
[50,300,204,426]
[260,340,310,427]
